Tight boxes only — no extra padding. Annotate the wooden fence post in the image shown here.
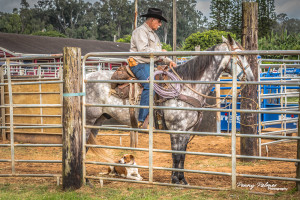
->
[62,47,83,190]
[240,2,259,161]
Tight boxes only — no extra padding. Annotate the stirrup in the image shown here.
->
[138,115,154,129]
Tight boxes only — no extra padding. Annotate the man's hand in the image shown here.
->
[161,49,176,67]
[169,61,177,68]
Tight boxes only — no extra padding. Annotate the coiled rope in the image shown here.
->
[152,70,182,99]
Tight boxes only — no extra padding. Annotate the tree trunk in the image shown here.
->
[240,2,258,162]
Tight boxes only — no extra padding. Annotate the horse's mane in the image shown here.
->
[173,45,221,80]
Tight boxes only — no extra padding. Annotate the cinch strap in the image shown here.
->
[63,92,86,97]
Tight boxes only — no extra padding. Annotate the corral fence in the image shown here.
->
[258,59,300,156]
[82,50,300,191]
[0,54,127,183]
[0,55,63,182]
[1,49,300,192]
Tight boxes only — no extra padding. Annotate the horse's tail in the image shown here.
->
[87,134,115,163]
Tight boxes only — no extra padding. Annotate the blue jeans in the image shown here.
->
[130,63,151,122]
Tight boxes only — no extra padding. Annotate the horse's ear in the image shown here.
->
[222,35,228,43]
[227,34,234,45]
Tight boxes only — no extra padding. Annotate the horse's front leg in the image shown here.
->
[170,134,190,185]
[178,153,188,185]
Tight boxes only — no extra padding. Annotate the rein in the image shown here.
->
[223,41,250,81]
[168,41,250,105]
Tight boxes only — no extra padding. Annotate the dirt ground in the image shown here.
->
[0,129,298,194]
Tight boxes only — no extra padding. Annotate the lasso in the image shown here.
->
[152,70,182,99]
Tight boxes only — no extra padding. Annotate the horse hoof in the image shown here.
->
[171,180,180,184]
[171,177,180,184]
[180,180,189,185]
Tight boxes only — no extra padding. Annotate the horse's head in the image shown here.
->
[222,35,254,81]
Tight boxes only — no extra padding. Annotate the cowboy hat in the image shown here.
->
[140,8,168,22]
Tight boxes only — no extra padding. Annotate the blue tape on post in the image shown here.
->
[63,92,86,97]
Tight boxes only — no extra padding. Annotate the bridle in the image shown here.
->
[223,41,250,81]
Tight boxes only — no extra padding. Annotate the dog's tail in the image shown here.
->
[87,134,115,163]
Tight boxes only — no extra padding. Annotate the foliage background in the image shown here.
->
[0,0,299,54]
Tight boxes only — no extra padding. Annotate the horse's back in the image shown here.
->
[85,70,113,104]
[86,70,113,80]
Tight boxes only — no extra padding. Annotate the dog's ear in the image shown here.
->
[130,155,135,161]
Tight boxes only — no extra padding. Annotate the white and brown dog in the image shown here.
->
[107,154,142,181]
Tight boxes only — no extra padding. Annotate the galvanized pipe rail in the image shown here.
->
[258,58,300,156]
[85,143,300,163]
[1,63,62,67]
[82,50,300,191]
[1,60,62,78]
[262,119,298,126]
[85,103,300,115]
[0,55,63,179]
[85,125,300,140]
[0,55,62,62]
[260,77,300,80]
[261,106,298,110]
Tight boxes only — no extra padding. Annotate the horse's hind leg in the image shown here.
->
[86,114,111,152]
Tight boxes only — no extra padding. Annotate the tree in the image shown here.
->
[34,0,92,38]
[176,0,208,45]
[209,0,231,31]
[117,34,131,43]
[284,18,300,35]
[0,0,208,44]
[258,31,300,59]
[183,30,237,51]
[0,12,22,33]
[273,13,300,35]
[20,0,33,34]
[32,30,67,37]
[256,0,276,38]
[97,0,133,41]
[230,0,243,37]
[209,0,277,39]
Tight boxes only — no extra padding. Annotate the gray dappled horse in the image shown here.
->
[85,35,254,185]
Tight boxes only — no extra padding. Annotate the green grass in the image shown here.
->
[0,182,299,200]
[287,97,299,103]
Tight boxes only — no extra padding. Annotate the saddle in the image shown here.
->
[110,66,142,128]
[110,65,140,99]
[110,65,170,129]
[110,65,203,130]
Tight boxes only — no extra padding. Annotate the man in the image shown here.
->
[129,8,176,128]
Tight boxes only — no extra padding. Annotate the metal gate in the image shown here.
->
[81,50,300,191]
[0,55,63,183]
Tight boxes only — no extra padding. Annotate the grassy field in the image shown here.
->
[0,182,299,200]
